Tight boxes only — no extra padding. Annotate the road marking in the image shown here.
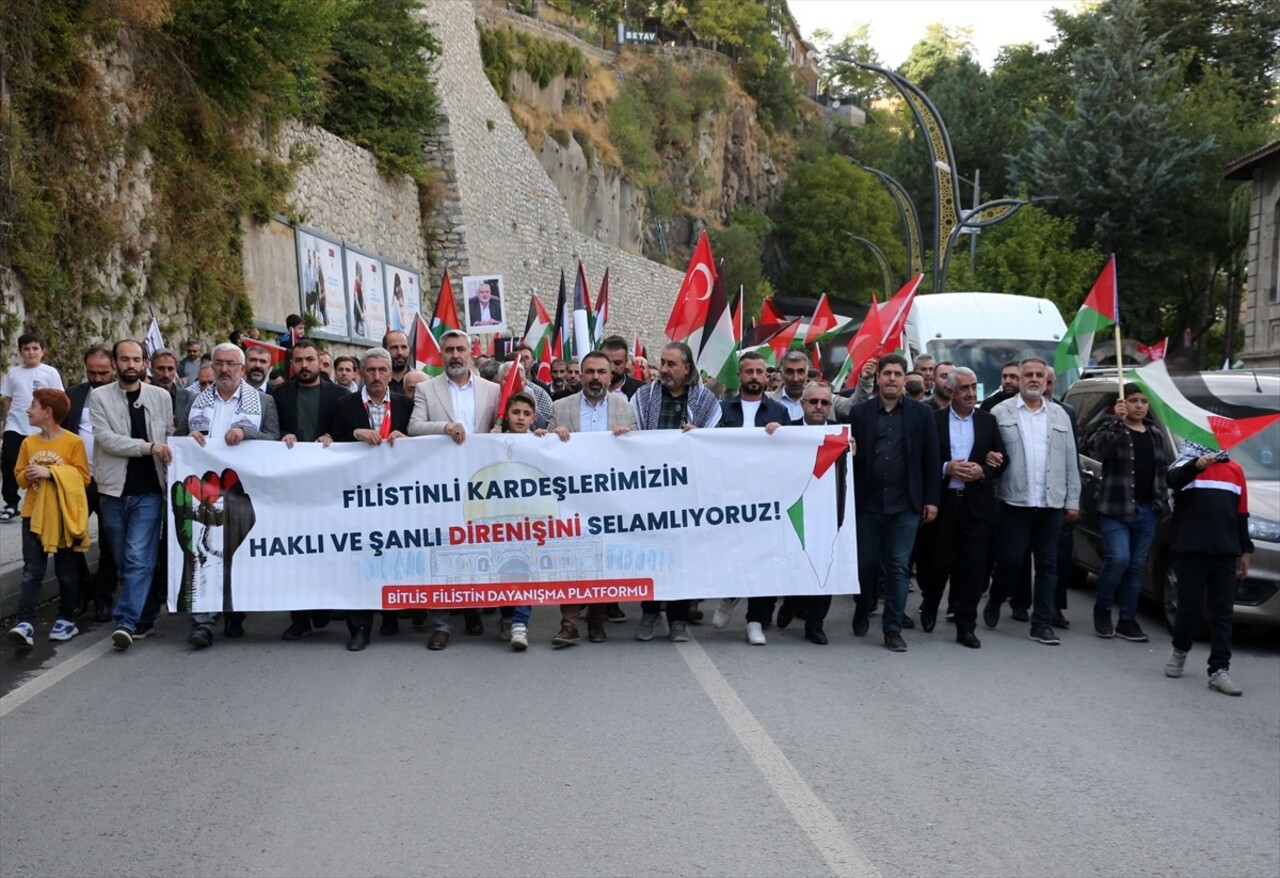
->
[676,638,881,878]
[0,637,114,719]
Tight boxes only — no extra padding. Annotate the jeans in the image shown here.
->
[991,504,1063,627]
[1095,505,1158,620]
[18,518,79,624]
[1172,554,1236,675]
[98,493,164,633]
[854,510,920,635]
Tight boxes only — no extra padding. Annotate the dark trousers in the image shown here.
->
[1171,554,1236,674]
[1011,518,1074,612]
[854,510,920,635]
[2,431,22,508]
[18,518,79,624]
[746,597,777,624]
[641,600,690,623]
[805,595,832,632]
[76,482,118,606]
[990,504,1062,627]
[918,491,992,632]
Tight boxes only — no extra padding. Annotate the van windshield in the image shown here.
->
[926,339,1060,401]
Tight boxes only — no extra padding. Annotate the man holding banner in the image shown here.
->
[631,342,721,643]
[322,348,412,652]
[407,328,500,649]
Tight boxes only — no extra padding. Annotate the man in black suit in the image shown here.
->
[916,367,1007,648]
[601,335,645,399]
[842,354,941,652]
[61,346,118,621]
[321,347,413,651]
[467,281,502,327]
[269,339,350,640]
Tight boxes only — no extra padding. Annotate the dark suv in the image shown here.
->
[1064,369,1280,632]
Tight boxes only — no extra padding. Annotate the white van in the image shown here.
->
[903,292,1068,399]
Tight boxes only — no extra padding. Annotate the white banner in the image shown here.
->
[166,427,857,613]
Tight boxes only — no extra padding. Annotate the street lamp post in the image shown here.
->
[844,232,896,297]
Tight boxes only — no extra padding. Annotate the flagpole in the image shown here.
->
[1114,324,1125,400]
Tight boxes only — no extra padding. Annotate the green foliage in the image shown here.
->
[898,23,975,84]
[772,156,906,302]
[710,209,775,317]
[478,26,585,99]
[812,24,885,107]
[943,203,1105,316]
[605,88,659,183]
[321,0,442,181]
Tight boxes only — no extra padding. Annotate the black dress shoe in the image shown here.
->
[956,630,981,649]
[346,627,371,651]
[224,615,245,638]
[884,631,908,652]
[94,600,113,624]
[776,600,796,630]
[463,610,484,636]
[901,615,916,630]
[804,627,828,645]
[281,621,312,640]
[312,611,331,629]
[380,614,399,636]
[1052,611,1070,628]
[920,610,937,633]
[427,630,449,650]
[1010,607,1030,622]
[852,612,870,637]
[983,601,1000,629]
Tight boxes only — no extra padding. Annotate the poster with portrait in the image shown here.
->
[344,246,386,345]
[383,261,422,339]
[295,227,349,341]
[462,274,507,335]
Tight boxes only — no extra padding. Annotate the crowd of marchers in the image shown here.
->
[1,324,1255,697]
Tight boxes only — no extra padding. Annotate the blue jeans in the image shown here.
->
[854,510,920,634]
[99,494,164,632]
[1096,505,1158,621]
[18,518,79,624]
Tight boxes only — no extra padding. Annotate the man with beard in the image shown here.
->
[929,361,955,410]
[564,360,581,394]
[916,367,1006,649]
[382,330,412,395]
[322,348,412,651]
[549,359,569,397]
[271,339,349,641]
[980,360,1021,412]
[244,346,273,393]
[710,351,789,645]
[148,349,181,400]
[767,350,811,422]
[88,340,173,650]
[178,343,280,649]
[407,329,501,650]
[984,357,1080,645]
[543,351,637,646]
[630,342,721,643]
[600,335,644,399]
[62,346,119,622]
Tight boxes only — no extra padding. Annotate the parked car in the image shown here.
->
[1064,369,1280,632]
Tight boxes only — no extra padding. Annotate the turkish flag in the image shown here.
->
[665,230,717,343]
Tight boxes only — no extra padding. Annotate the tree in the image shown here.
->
[771,156,905,303]
[898,23,975,85]
[811,23,884,107]
[710,210,775,318]
[1009,0,1214,339]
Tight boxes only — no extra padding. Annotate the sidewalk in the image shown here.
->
[0,513,101,620]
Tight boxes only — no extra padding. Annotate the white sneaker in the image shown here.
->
[711,598,739,630]
[746,621,766,645]
[8,622,34,648]
[510,624,528,651]
[49,619,78,641]
[1208,669,1242,696]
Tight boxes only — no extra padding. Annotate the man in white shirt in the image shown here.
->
[407,329,500,649]
[767,350,810,422]
[985,357,1080,645]
[2,332,64,520]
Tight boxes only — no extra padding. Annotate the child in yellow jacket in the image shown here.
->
[7,388,90,647]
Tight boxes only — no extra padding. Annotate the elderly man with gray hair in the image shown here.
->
[177,341,281,650]
[915,366,1006,649]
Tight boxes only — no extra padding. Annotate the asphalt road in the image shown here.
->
[1,598,1277,878]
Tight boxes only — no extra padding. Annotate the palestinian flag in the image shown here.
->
[411,313,444,376]
[592,269,610,349]
[786,429,853,590]
[243,337,288,370]
[1056,255,1117,379]
[1125,360,1280,451]
[803,293,851,345]
[695,270,738,392]
[432,270,462,338]
[760,297,787,325]
[572,261,593,362]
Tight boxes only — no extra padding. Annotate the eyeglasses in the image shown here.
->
[804,398,832,406]
[212,360,241,368]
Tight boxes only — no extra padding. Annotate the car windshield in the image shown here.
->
[926,339,1060,401]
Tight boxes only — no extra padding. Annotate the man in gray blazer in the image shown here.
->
[408,329,500,445]
[407,329,500,649]
[983,356,1081,645]
[545,351,637,644]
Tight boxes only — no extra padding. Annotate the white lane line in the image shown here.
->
[676,639,881,878]
[0,637,115,719]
